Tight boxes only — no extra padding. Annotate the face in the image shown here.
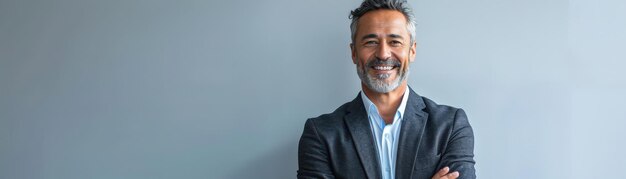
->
[351,10,416,93]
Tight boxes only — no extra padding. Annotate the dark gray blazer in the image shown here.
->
[298,88,476,179]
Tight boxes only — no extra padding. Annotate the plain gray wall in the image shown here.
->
[1,0,624,178]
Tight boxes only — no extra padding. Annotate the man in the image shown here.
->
[297,0,476,178]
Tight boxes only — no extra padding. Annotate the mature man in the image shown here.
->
[297,0,476,178]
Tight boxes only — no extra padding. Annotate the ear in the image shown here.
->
[350,43,357,64]
[409,41,416,62]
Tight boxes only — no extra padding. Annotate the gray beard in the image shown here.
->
[356,63,409,93]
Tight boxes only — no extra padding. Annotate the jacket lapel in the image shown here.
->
[395,88,429,179]
[344,93,381,179]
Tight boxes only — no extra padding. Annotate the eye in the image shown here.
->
[364,40,378,46]
[390,40,403,47]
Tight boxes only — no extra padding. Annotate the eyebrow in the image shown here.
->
[360,33,405,41]
[388,34,404,39]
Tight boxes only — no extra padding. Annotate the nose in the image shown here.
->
[375,42,391,60]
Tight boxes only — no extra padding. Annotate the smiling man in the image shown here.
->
[297,0,476,179]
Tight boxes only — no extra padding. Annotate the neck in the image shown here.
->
[362,81,408,124]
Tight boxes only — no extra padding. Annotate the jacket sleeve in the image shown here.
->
[297,118,335,179]
[440,108,476,179]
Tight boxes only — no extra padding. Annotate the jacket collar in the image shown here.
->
[395,87,428,178]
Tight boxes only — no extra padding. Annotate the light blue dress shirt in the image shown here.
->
[360,89,409,179]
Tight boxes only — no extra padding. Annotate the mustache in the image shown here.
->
[366,58,401,67]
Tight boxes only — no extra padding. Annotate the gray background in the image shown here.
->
[1,0,625,178]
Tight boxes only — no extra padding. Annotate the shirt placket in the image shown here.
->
[382,125,393,179]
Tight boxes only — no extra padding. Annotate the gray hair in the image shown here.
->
[349,0,417,44]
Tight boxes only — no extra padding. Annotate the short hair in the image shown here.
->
[349,0,417,44]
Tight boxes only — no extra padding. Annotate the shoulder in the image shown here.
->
[305,99,353,129]
[417,95,468,125]
[421,96,461,116]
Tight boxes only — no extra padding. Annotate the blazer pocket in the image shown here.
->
[413,154,441,170]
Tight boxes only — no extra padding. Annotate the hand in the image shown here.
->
[431,166,459,179]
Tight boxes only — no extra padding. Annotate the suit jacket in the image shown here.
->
[298,88,476,179]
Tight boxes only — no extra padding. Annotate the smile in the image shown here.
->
[372,66,397,71]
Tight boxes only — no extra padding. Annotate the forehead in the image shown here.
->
[356,10,409,38]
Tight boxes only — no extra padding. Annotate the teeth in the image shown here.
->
[374,66,394,70]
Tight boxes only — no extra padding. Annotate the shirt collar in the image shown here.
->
[360,88,410,125]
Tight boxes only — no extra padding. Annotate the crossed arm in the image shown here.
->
[436,109,476,179]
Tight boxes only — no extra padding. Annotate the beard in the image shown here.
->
[356,57,409,93]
